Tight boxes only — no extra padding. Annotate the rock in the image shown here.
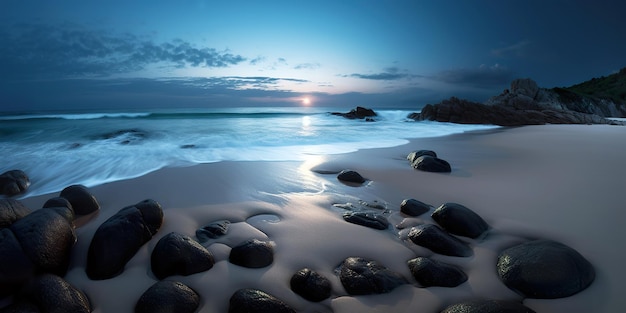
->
[0,228,36,297]
[0,199,31,228]
[339,257,407,295]
[342,211,389,230]
[42,197,73,212]
[228,288,295,313]
[410,155,452,173]
[408,224,472,257]
[510,78,540,99]
[229,239,274,268]
[136,280,200,313]
[431,203,488,238]
[16,274,91,313]
[337,169,366,184]
[151,232,215,280]
[441,300,536,313]
[400,199,430,216]
[497,239,595,299]
[99,128,148,144]
[0,170,30,197]
[407,257,467,287]
[331,106,377,119]
[59,185,100,215]
[10,209,76,276]
[196,220,230,242]
[86,199,163,280]
[290,268,332,302]
[406,150,437,163]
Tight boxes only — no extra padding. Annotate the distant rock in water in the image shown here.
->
[0,170,30,197]
[99,128,148,144]
[331,106,377,119]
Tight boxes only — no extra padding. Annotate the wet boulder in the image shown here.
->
[42,197,73,211]
[11,274,91,313]
[431,203,489,238]
[408,224,472,257]
[0,170,30,197]
[59,185,100,215]
[0,228,36,297]
[0,199,31,228]
[10,209,76,276]
[407,257,467,287]
[151,232,215,280]
[497,239,595,299]
[343,211,389,230]
[400,198,430,216]
[228,288,295,313]
[196,220,230,243]
[339,257,407,295]
[441,300,536,313]
[229,239,274,268]
[136,280,200,313]
[331,106,377,119]
[337,169,366,184]
[86,199,163,280]
[410,155,452,173]
[407,150,437,163]
[290,268,332,302]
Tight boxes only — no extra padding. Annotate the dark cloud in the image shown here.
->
[345,67,412,80]
[434,64,514,88]
[0,22,246,79]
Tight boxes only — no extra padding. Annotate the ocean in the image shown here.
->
[0,107,498,198]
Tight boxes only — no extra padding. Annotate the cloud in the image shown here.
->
[491,40,531,58]
[434,64,514,87]
[345,67,412,80]
[0,22,246,79]
[294,62,321,70]
[249,56,266,65]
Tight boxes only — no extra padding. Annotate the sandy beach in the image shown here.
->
[17,124,626,313]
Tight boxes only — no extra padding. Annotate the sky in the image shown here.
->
[1,0,625,112]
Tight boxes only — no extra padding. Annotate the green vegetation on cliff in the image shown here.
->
[563,67,626,104]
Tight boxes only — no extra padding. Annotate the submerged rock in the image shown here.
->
[339,257,407,295]
[196,220,230,242]
[59,185,100,215]
[407,257,467,287]
[408,224,472,257]
[342,211,389,230]
[229,288,295,313]
[229,239,274,268]
[337,169,366,184]
[400,198,430,217]
[86,199,163,280]
[441,300,536,313]
[497,239,595,298]
[136,280,200,313]
[151,232,215,279]
[0,170,30,197]
[290,268,332,302]
[431,203,489,238]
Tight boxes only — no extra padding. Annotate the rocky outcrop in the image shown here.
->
[331,106,377,120]
[0,170,30,197]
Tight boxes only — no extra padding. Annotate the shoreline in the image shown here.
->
[16,124,626,312]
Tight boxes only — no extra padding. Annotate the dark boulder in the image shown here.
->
[290,268,332,302]
[400,199,430,216]
[497,239,595,299]
[408,224,472,257]
[0,170,30,197]
[339,257,407,295]
[59,185,100,215]
[441,300,536,313]
[228,288,295,313]
[151,232,215,280]
[0,199,31,228]
[410,155,451,173]
[342,212,389,230]
[14,274,91,313]
[407,257,467,287]
[406,150,437,163]
[43,197,73,211]
[86,199,163,280]
[196,220,230,243]
[10,209,76,276]
[337,170,366,184]
[136,280,200,313]
[0,228,36,297]
[229,239,274,268]
[331,106,377,119]
[431,203,489,238]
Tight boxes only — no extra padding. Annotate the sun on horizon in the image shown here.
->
[301,97,312,106]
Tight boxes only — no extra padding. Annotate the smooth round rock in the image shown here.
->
[0,170,30,197]
[339,257,407,295]
[497,239,595,299]
[136,280,200,313]
[151,232,215,279]
[18,274,91,313]
[400,198,430,216]
[0,199,31,228]
[408,224,472,257]
[337,170,366,184]
[411,155,452,173]
[441,300,536,313]
[290,268,332,302]
[343,211,389,230]
[431,202,488,238]
[59,185,100,215]
[408,257,467,287]
[229,239,274,268]
[228,288,295,313]
[407,150,437,163]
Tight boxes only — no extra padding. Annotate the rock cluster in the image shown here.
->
[331,106,377,120]
[407,150,452,173]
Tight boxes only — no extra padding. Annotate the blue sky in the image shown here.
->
[1,0,625,112]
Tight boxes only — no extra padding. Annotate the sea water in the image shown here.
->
[0,107,498,197]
